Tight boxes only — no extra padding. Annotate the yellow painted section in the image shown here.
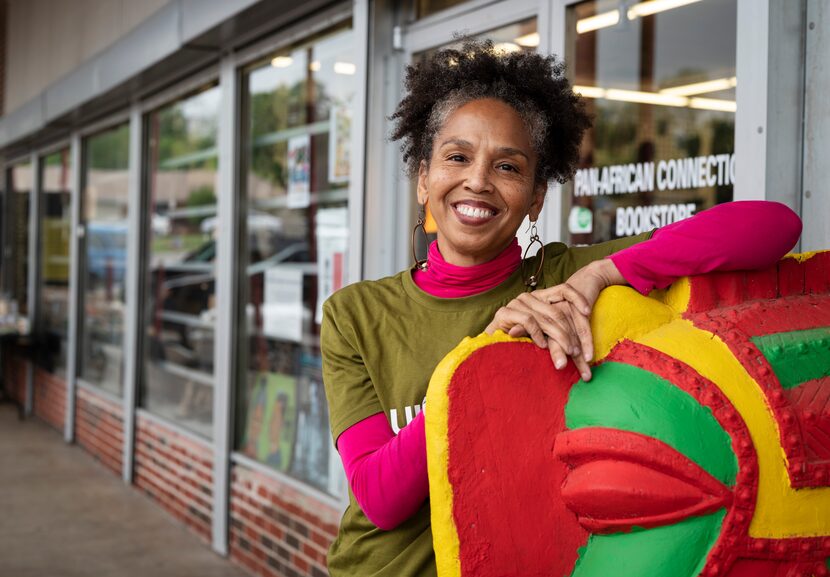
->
[650,275,692,314]
[591,282,687,362]
[425,330,528,577]
[784,249,827,263]
[635,319,830,538]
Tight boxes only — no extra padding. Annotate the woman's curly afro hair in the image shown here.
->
[391,38,591,185]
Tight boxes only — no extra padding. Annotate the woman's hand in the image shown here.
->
[485,258,626,381]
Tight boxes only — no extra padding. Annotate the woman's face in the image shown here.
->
[417,98,546,267]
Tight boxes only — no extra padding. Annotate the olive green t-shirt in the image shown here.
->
[321,234,650,577]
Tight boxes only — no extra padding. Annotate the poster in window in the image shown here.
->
[241,371,298,472]
[328,105,351,184]
[290,352,334,493]
[287,134,311,209]
[315,207,349,324]
[262,266,304,343]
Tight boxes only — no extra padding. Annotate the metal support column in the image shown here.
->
[349,0,370,284]
[734,0,770,201]
[212,53,240,556]
[802,0,829,251]
[122,105,144,483]
[24,152,41,417]
[64,134,82,442]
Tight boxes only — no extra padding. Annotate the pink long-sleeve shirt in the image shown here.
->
[336,200,802,530]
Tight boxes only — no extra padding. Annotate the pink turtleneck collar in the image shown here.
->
[412,238,522,298]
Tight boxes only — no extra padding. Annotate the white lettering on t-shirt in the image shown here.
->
[389,398,426,435]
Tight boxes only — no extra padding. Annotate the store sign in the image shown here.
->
[574,154,735,197]
[571,154,735,236]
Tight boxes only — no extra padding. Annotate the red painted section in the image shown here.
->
[690,295,830,488]
[778,258,805,297]
[806,252,830,295]
[555,428,732,533]
[785,376,830,463]
[703,295,830,337]
[744,267,778,301]
[446,342,589,577]
[685,254,830,316]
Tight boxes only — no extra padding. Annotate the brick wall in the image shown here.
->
[33,367,65,431]
[133,414,213,543]
[74,386,123,476]
[229,464,340,577]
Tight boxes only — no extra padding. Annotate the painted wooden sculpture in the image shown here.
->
[425,251,830,577]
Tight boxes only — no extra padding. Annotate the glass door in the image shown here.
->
[560,0,737,244]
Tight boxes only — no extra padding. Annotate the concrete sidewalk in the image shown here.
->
[0,404,248,577]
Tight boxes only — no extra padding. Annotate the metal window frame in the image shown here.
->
[401,0,541,54]
[77,111,132,140]
[230,3,353,69]
[1,156,33,302]
[135,406,214,449]
[139,66,221,116]
[136,72,222,435]
[361,0,408,281]
[77,377,123,406]
[218,2,364,518]
[32,139,73,424]
[75,116,133,401]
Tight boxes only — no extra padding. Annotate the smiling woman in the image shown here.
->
[416,99,545,266]
[320,38,801,577]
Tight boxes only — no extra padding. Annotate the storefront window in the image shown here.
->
[79,124,130,396]
[235,25,354,496]
[142,85,220,437]
[39,148,72,378]
[5,163,31,318]
[564,0,737,243]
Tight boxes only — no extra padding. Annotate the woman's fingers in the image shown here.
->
[545,336,571,370]
[569,303,594,362]
[571,349,593,382]
[486,305,549,350]
[485,293,595,373]
[537,283,592,316]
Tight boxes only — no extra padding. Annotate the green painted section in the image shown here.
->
[565,362,737,485]
[569,510,726,577]
[826,557,830,571]
[752,327,830,389]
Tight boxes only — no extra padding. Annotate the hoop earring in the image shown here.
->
[412,204,429,271]
[522,220,544,288]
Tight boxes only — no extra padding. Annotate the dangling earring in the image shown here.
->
[522,220,545,288]
[412,204,429,271]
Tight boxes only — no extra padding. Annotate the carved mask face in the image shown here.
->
[426,253,830,577]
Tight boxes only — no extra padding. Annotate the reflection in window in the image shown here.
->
[564,0,736,244]
[5,164,31,317]
[235,25,354,496]
[80,124,130,396]
[39,149,73,377]
[142,86,220,437]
